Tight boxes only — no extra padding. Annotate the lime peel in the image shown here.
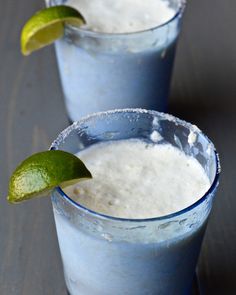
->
[21,5,85,55]
[7,150,92,204]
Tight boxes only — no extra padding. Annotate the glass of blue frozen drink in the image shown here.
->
[48,0,186,121]
[50,109,220,295]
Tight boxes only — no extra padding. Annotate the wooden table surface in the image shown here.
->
[1,0,235,294]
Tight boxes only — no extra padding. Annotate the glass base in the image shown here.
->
[67,275,201,295]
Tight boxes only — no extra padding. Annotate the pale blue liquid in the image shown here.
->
[55,36,177,121]
[54,212,206,295]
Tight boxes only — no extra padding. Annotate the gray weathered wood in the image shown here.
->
[0,0,235,294]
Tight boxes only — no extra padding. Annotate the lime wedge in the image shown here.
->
[7,150,92,204]
[21,5,85,55]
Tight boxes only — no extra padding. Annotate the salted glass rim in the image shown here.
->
[49,0,186,38]
[50,108,220,223]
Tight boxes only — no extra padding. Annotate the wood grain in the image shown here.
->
[0,0,236,294]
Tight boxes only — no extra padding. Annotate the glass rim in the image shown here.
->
[50,108,220,223]
[51,0,186,38]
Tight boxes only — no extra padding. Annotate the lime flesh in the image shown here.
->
[21,5,85,55]
[7,150,92,204]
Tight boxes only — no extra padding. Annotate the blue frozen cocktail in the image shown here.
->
[49,0,186,121]
[51,109,220,295]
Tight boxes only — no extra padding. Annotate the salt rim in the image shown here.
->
[50,108,221,223]
[50,108,218,159]
[50,108,217,159]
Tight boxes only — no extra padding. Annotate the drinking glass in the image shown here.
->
[50,109,220,295]
[48,0,186,121]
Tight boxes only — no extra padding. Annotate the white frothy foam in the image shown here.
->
[64,139,210,219]
[66,0,176,33]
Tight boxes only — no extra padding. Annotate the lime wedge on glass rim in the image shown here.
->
[21,5,85,56]
[7,150,92,204]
